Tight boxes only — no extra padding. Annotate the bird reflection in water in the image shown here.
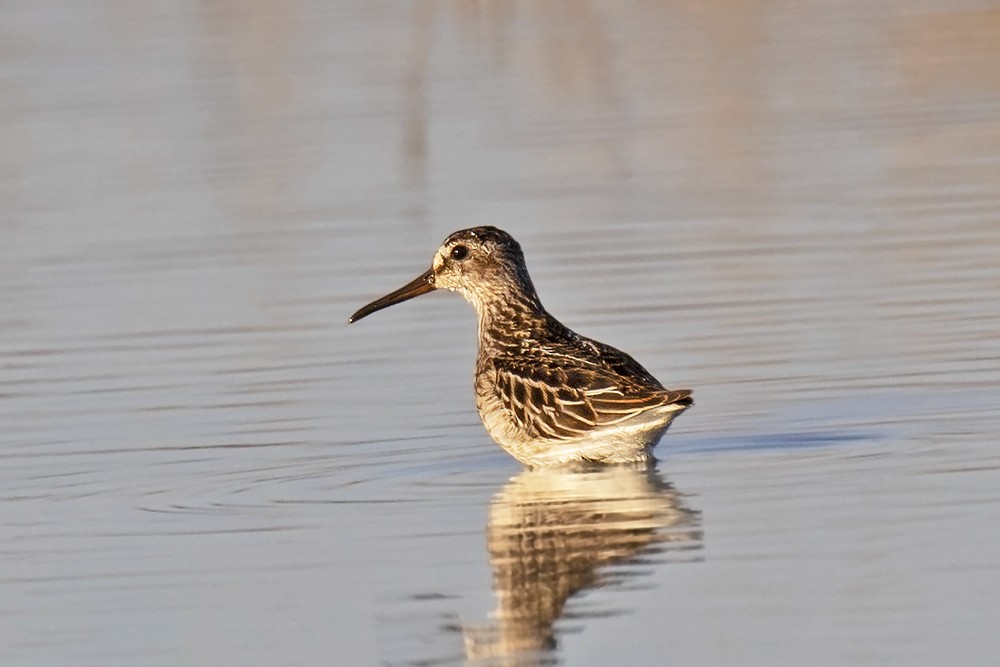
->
[464,464,702,664]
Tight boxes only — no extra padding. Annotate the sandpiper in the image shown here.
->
[349,226,692,466]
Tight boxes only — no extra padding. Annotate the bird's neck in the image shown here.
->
[474,287,561,350]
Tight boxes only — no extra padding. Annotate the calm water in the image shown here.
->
[2,1,1000,665]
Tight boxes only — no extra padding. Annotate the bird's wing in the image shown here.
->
[490,358,692,442]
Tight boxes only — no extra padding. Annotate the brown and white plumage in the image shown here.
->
[349,226,692,466]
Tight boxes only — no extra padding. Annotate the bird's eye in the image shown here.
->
[450,245,469,261]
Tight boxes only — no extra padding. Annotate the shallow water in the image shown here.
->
[2,1,1000,665]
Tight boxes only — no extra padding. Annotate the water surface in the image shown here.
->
[2,1,999,665]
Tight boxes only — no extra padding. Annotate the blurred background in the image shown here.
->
[2,1,999,666]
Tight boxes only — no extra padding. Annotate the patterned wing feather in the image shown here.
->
[490,357,692,442]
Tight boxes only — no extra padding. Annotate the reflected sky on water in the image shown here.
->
[1,1,999,666]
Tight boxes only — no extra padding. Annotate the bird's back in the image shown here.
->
[475,314,692,465]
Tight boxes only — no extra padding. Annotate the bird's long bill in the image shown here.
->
[348,269,436,323]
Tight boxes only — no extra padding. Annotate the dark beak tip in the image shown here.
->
[347,307,370,324]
